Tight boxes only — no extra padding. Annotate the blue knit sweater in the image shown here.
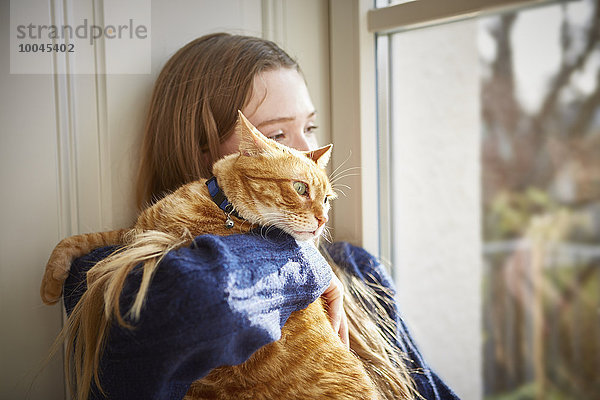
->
[64,228,458,399]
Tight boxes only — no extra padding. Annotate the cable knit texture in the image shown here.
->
[64,230,458,399]
[65,229,331,399]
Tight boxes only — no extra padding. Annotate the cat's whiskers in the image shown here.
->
[255,212,292,240]
[329,152,354,181]
[330,171,360,186]
[259,224,291,242]
[259,225,271,240]
[260,211,299,228]
[329,166,361,184]
[260,213,289,226]
[332,182,351,198]
[237,218,254,231]
[258,210,330,241]
[332,187,348,198]
[320,226,333,243]
[332,183,351,190]
[330,168,360,183]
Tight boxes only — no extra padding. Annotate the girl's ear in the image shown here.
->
[304,144,333,168]
[236,110,274,156]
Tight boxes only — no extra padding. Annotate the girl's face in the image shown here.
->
[219,68,318,157]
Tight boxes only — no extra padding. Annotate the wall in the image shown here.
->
[1,1,64,398]
[0,1,330,398]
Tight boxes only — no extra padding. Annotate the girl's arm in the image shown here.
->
[64,229,332,400]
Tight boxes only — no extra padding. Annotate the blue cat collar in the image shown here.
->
[206,177,243,220]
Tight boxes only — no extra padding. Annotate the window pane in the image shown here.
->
[480,0,600,398]
[382,0,600,398]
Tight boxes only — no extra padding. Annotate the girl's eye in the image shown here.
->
[324,196,328,204]
[305,125,318,135]
[293,181,308,196]
[267,130,285,142]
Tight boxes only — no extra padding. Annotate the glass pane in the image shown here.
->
[381,0,600,398]
[480,1,600,399]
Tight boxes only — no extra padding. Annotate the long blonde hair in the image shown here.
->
[66,33,419,399]
[136,33,299,207]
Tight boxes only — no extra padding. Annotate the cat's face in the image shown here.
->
[214,112,336,241]
[239,154,335,240]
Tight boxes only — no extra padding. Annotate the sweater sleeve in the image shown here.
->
[64,229,332,400]
[324,242,461,400]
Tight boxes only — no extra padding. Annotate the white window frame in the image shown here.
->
[329,0,567,266]
[328,1,563,399]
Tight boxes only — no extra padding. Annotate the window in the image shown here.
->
[372,0,600,398]
[479,2,600,398]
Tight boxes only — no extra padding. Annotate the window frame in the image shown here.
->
[329,0,565,262]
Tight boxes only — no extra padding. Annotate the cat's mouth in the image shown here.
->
[292,227,322,240]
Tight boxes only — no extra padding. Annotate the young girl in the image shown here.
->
[63,33,459,400]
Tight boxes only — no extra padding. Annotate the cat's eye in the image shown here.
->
[293,181,308,196]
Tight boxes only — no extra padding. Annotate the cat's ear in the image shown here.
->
[236,110,274,156]
[305,144,333,168]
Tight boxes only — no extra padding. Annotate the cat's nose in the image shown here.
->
[315,215,328,228]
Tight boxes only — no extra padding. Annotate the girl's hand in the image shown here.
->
[321,274,349,348]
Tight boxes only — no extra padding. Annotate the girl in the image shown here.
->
[63,33,458,400]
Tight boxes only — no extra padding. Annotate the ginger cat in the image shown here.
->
[41,112,383,400]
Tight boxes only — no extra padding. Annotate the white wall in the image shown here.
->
[1,2,64,398]
[390,20,482,400]
[0,1,330,398]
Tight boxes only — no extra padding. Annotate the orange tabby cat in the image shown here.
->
[42,112,388,400]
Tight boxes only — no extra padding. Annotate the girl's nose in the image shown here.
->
[291,132,311,151]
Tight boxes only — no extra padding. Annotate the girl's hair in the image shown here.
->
[136,33,298,208]
[65,33,419,399]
